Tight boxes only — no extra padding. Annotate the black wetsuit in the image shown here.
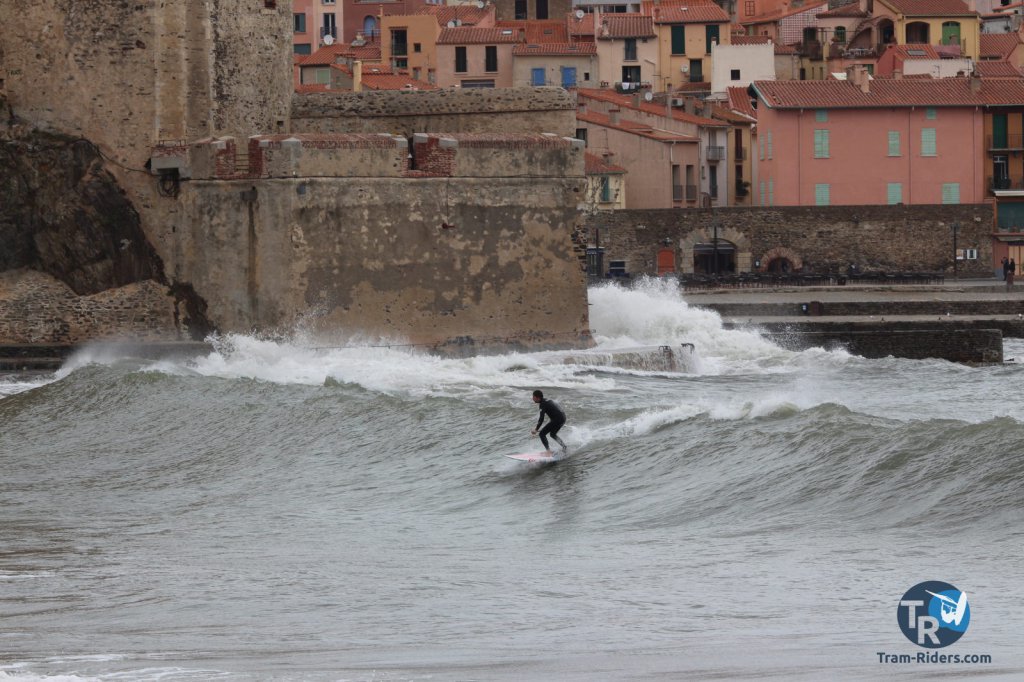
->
[536,398,566,450]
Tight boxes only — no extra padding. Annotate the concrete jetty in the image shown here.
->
[687,278,1024,363]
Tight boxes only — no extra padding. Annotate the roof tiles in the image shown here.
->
[754,77,1024,108]
[597,14,656,39]
[437,27,520,44]
[513,42,597,56]
[879,0,977,16]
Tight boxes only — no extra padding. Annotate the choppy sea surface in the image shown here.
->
[2,279,1022,681]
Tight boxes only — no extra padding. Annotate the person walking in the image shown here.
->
[531,390,567,454]
[1008,258,1016,291]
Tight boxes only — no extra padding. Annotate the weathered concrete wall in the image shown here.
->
[291,88,577,138]
[587,204,994,277]
[167,175,591,349]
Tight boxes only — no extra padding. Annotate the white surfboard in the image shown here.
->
[505,451,567,464]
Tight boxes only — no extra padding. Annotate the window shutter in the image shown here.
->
[887,183,902,205]
[921,128,937,156]
[887,131,900,157]
[815,183,830,206]
[814,129,830,158]
[942,183,960,204]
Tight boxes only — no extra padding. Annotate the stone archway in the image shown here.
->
[758,246,804,273]
[680,225,752,273]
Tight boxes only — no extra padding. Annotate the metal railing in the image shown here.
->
[685,184,697,201]
[989,176,1024,192]
[673,184,684,202]
[706,146,726,161]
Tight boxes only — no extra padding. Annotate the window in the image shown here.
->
[575,128,587,143]
[264,0,276,8]
[814,129,830,158]
[315,67,330,84]
[705,25,719,55]
[815,183,831,206]
[485,45,498,72]
[294,43,312,55]
[391,29,408,57]
[942,183,960,204]
[515,0,527,20]
[537,0,549,19]
[671,25,685,55]
[767,131,773,159]
[600,176,612,202]
[835,27,846,43]
[460,79,495,88]
[323,13,336,39]
[532,67,546,86]
[323,0,335,4]
[745,0,755,15]
[730,69,740,80]
[815,109,828,122]
[414,43,422,53]
[887,183,903,205]
[926,107,937,120]
[294,13,306,33]
[455,46,467,73]
[624,38,638,61]
[887,131,901,157]
[622,65,641,83]
[608,260,627,276]
[921,128,937,156]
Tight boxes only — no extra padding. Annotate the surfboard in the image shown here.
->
[505,451,567,464]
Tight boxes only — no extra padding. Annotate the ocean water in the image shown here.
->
[2,279,1022,681]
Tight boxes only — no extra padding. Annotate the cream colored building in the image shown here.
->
[594,13,659,90]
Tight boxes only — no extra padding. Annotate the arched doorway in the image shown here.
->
[905,21,929,44]
[693,239,736,274]
[766,257,794,274]
[363,15,379,40]
[657,247,675,275]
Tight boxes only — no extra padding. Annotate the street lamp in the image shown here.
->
[712,220,719,275]
[951,221,960,280]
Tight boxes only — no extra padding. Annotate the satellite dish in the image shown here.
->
[575,9,585,19]
[476,0,485,8]
[447,20,456,28]
[644,91,653,102]
[323,34,335,46]
[681,65,689,73]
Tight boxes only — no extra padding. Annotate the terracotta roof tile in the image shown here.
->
[597,14,656,39]
[437,27,521,44]
[980,32,1022,60]
[298,43,380,66]
[879,0,977,16]
[496,20,569,43]
[649,1,731,24]
[886,43,941,60]
[577,88,728,126]
[329,63,438,90]
[295,83,331,94]
[727,86,758,120]
[741,1,827,24]
[816,3,869,18]
[731,35,773,46]
[585,152,626,174]
[513,41,597,56]
[975,61,1024,78]
[568,11,596,36]
[577,110,700,142]
[753,77,1024,108]
[416,5,493,27]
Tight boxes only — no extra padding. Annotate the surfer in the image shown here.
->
[531,390,567,453]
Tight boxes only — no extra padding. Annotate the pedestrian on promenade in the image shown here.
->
[1002,257,1010,281]
[1008,259,1016,291]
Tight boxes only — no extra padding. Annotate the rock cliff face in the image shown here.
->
[0,99,211,340]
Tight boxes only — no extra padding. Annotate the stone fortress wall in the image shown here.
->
[0,1,591,351]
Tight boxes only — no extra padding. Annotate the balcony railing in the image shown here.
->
[735,180,749,197]
[706,146,725,161]
[988,134,1024,151]
[392,42,408,57]
[734,147,747,161]
[989,176,1024,192]
[673,184,684,202]
[688,74,705,83]
[685,184,697,201]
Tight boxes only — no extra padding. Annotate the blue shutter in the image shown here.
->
[887,183,902,205]
[814,129,830,158]
[942,183,960,204]
[887,131,900,157]
[531,68,546,86]
[921,128,937,156]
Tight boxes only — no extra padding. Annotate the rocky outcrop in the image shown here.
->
[0,101,212,341]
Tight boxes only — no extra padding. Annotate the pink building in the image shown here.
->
[751,72,999,207]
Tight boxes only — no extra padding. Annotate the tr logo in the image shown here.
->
[897,581,970,648]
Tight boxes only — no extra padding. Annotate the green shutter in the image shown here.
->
[815,109,828,122]
[815,183,830,206]
[942,182,960,204]
[671,25,686,54]
[814,129,830,158]
[926,107,937,120]
[759,134,764,161]
[768,179,774,206]
[767,131,773,159]
[887,131,901,157]
[887,183,902,205]
[760,180,766,205]
[921,128,937,156]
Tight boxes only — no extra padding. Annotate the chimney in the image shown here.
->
[685,98,696,115]
[970,74,982,93]
[893,69,902,80]
[353,60,363,93]
[633,92,642,107]
[609,108,620,125]
[519,28,526,43]
[857,66,870,93]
